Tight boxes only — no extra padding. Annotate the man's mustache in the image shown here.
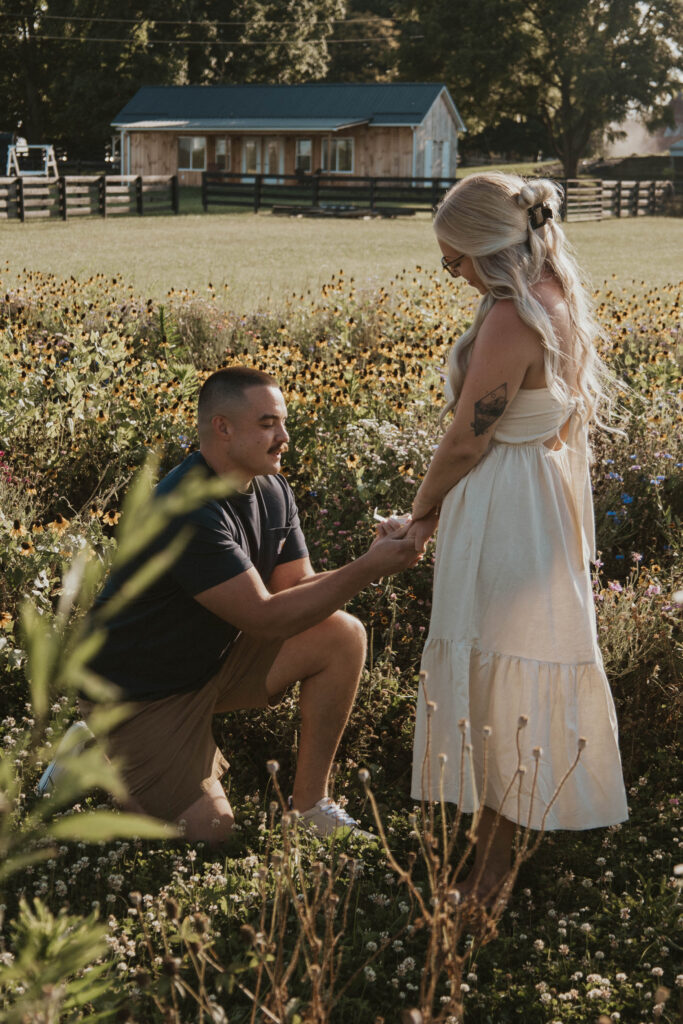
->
[269,443,289,455]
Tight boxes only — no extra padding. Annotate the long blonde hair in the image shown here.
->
[433,172,611,425]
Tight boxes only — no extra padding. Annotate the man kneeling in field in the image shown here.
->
[41,367,417,841]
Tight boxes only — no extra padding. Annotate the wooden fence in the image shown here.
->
[0,175,178,220]
[202,172,456,216]
[203,171,675,220]
[559,178,673,220]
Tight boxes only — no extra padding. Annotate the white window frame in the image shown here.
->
[214,137,231,171]
[295,138,312,173]
[321,136,354,174]
[177,135,206,172]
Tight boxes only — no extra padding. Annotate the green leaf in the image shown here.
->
[48,810,178,842]
[19,602,61,722]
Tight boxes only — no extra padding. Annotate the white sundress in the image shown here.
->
[411,386,629,830]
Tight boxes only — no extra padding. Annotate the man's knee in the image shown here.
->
[176,785,235,843]
[178,807,235,843]
[327,610,367,657]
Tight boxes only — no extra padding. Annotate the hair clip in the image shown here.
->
[529,202,553,229]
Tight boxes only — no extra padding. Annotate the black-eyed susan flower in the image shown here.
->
[10,519,26,537]
[19,539,35,555]
[102,509,121,526]
[48,514,69,535]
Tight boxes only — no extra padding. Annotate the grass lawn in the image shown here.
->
[2,212,680,311]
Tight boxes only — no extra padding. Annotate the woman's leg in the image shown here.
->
[457,805,516,898]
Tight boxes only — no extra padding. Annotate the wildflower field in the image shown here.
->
[0,228,681,1023]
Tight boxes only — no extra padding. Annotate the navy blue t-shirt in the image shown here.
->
[88,452,308,700]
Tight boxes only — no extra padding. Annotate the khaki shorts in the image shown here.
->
[79,632,284,823]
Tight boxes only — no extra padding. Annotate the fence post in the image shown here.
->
[58,176,67,220]
[369,177,376,211]
[171,175,179,214]
[648,180,656,215]
[16,177,24,222]
[253,174,262,213]
[201,172,208,211]
[98,174,107,217]
[615,180,622,218]
[312,174,319,207]
[136,175,143,215]
[558,179,567,220]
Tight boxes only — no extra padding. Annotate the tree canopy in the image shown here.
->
[396,0,683,176]
[0,0,345,159]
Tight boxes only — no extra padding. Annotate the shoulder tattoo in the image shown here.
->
[471,384,508,436]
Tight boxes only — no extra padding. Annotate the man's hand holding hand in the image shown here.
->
[365,518,421,579]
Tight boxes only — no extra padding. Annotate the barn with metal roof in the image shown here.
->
[111,83,466,186]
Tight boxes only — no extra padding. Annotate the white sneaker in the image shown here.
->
[300,797,374,840]
[36,720,95,795]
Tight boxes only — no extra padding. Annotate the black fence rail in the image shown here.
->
[202,172,456,215]
[0,175,179,220]
[203,171,675,220]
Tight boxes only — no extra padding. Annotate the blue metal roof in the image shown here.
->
[112,83,465,132]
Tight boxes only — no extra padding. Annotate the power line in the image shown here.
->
[0,12,407,27]
[0,31,407,45]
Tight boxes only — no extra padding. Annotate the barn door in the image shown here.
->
[264,137,283,183]
[441,140,451,184]
[424,139,433,181]
[242,138,261,182]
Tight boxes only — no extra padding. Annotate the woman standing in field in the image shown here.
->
[401,172,628,899]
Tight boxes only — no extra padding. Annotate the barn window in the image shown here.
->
[178,136,206,171]
[295,139,312,173]
[321,137,353,173]
[215,138,231,171]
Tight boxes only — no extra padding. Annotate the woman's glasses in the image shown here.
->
[441,253,465,276]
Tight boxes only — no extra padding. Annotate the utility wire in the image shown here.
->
[0,32,411,45]
[0,12,408,26]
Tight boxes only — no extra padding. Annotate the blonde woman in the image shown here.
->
[396,172,628,899]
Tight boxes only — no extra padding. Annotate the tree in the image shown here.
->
[0,0,347,159]
[395,0,683,177]
[517,0,683,177]
[325,0,401,82]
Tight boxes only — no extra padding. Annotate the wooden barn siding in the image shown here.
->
[131,124,424,182]
[413,94,459,178]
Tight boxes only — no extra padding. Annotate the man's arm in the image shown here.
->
[268,556,316,593]
[194,528,417,639]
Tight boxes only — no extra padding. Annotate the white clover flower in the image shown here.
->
[539,993,552,1004]
[364,966,376,982]
[580,922,592,933]
[615,972,627,982]
[533,939,545,952]
[460,983,470,994]
[365,940,377,952]
[651,966,664,977]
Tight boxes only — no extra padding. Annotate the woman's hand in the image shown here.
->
[406,509,439,552]
[374,512,412,540]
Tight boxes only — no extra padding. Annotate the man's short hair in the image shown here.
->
[198,367,279,431]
